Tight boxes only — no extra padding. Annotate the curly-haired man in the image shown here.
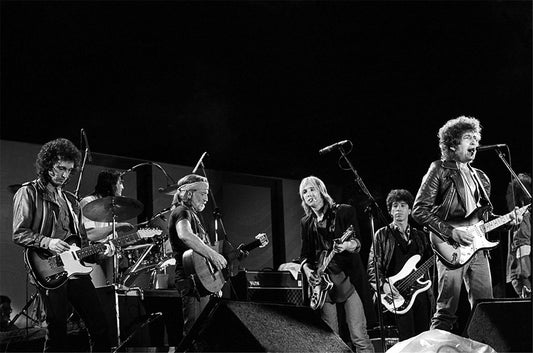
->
[412,116,521,332]
[13,138,112,352]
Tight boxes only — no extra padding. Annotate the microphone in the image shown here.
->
[81,129,93,162]
[319,140,349,155]
[192,152,208,173]
[476,144,507,152]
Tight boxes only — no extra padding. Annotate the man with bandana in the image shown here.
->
[168,174,227,337]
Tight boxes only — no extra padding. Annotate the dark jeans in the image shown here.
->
[39,276,111,352]
[394,291,431,341]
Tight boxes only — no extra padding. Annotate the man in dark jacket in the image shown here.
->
[13,138,112,352]
[412,116,522,332]
[368,189,434,341]
[299,176,374,353]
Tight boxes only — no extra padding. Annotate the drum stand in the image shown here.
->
[7,292,43,330]
[110,213,124,349]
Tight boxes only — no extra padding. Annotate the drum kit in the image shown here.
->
[82,195,175,291]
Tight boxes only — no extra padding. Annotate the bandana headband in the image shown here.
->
[178,181,209,192]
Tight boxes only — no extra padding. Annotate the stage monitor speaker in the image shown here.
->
[177,299,352,352]
[95,286,152,347]
[465,298,531,352]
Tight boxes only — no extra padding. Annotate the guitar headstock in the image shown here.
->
[138,227,163,239]
[255,233,269,248]
[339,225,355,242]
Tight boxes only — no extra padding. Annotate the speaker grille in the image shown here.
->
[247,287,304,306]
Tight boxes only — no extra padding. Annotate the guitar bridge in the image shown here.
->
[45,272,67,282]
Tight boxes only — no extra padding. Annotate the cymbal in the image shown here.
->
[83,196,143,222]
[158,183,179,195]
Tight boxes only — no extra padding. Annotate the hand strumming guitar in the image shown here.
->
[207,248,227,271]
[302,263,320,286]
[451,228,474,246]
[48,238,70,253]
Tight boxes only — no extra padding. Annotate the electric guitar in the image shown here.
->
[307,225,355,310]
[25,228,161,290]
[380,254,435,314]
[182,233,269,295]
[430,204,530,269]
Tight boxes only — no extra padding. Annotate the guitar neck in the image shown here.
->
[75,232,141,261]
[317,225,354,274]
[240,238,262,252]
[483,205,529,233]
[404,254,435,286]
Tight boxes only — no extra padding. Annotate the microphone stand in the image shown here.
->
[74,146,90,200]
[337,145,389,353]
[493,148,532,200]
[193,157,228,242]
[121,162,176,187]
[193,154,238,299]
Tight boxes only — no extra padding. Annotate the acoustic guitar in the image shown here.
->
[182,233,268,295]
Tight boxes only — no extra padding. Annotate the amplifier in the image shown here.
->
[244,270,304,306]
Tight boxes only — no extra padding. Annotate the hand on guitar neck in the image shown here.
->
[451,205,524,246]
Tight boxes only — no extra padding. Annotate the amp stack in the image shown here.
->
[230,270,305,306]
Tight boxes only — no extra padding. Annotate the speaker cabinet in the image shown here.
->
[231,270,305,306]
[178,299,351,352]
[465,298,531,352]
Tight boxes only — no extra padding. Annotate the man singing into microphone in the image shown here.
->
[412,116,522,332]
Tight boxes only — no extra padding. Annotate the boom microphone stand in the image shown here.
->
[492,146,532,201]
[74,129,91,200]
[335,143,390,353]
[192,152,228,242]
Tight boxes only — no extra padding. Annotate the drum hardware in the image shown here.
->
[123,243,156,275]
[82,195,144,348]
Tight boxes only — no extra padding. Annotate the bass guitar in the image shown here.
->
[307,225,355,310]
[430,204,530,269]
[182,233,269,295]
[380,254,435,314]
[25,228,161,290]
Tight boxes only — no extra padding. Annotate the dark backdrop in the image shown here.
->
[1,1,531,214]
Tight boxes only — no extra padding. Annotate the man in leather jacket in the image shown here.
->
[299,176,375,353]
[412,116,522,332]
[368,189,434,341]
[12,138,112,352]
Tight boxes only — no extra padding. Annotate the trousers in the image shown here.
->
[321,290,374,353]
[431,252,493,331]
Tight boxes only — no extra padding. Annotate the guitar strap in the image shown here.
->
[328,203,339,234]
[471,167,494,212]
[190,210,209,245]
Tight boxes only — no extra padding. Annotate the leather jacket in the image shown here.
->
[367,224,432,292]
[13,179,85,249]
[412,160,492,241]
